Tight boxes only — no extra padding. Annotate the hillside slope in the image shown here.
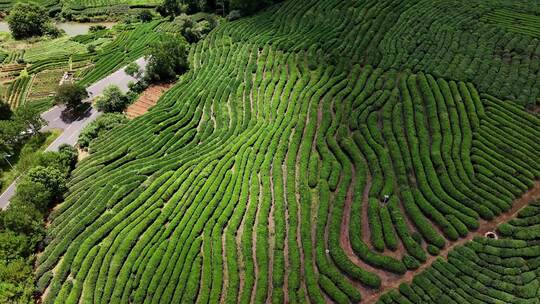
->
[380,200,540,304]
[38,0,540,303]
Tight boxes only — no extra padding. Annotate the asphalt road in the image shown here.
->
[0,57,147,209]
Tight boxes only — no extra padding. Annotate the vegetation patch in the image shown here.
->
[36,0,540,303]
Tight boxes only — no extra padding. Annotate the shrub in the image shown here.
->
[54,83,89,111]
[7,3,52,39]
[87,44,97,53]
[78,113,128,150]
[0,101,12,120]
[125,63,141,79]
[138,10,153,22]
[89,25,107,32]
[94,85,130,113]
[145,33,189,83]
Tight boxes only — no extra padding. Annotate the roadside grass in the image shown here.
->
[0,129,62,192]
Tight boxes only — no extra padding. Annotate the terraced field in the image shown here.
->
[65,0,159,9]
[38,0,540,303]
[380,199,540,304]
[0,0,59,11]
[0,20,166,108]
[0,0,157,13]
[126,83,173,119]
[77,20,166,86]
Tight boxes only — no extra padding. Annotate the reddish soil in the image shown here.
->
[282,150,290,304]
[250,175,262,304]
[362,180,540,303]
[77,148,89,161]
[340,170,402,293]
[361,174,372,248]
[528,104,540,114]
[220,230,229,304]
[125,83,173,119]
[267,163,276,302]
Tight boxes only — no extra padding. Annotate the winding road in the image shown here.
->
[0,57,147,209]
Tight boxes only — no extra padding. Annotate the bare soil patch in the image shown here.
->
[126,83,173,119]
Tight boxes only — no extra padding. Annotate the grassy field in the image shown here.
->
[34,0,540,303]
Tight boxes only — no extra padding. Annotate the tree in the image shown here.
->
[24,166,66,198]
[58,144,78,169]
[0,120,23,164]
[94,85,130,113]
[1,202,43,235]
[0,101,12,120]
[12,180,53,212]
[0,231,32,262]
[34,146,77,175]
[145,33,189,82]
[7,3,55,40]
[173,14,212,43]
[78,113,128,150]
[157,0,187,17]
[54,83,89,111]
[138,10,153,22]
[125,62,141,79]
[0,259,34,303]
[13,105,45,135]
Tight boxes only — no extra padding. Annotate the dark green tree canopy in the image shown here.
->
[0,101,12,121]
[54,83,89,111]
[0,231,32,262]
[145,33,189,82]
[78,113,128,150]
[25,166,67,198]
[94,85,130,113]
[7,3,52,39]
[13,105,45,135]
[0,120,22,161]
[1,202,43,236]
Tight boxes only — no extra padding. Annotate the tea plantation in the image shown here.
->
[380,200,540,304]
[37,0,540,303]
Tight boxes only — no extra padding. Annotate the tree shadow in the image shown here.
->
[60,103,92,123]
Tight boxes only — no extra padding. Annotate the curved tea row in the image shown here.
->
[379,200,540,304]
[38,0,540,303]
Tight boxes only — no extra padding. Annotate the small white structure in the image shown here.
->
[484,231,498,240]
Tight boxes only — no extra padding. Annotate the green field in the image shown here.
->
[0,0,60,11]
[380,200,540,304]
[0,0,159,14]
[0,20,169,108]
[32,0,540,303]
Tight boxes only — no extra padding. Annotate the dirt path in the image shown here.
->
[361,174,372,248]
[267,163,276,302]
[362,180,540,303]
[340,169,402,293]
[250,174,262,304]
